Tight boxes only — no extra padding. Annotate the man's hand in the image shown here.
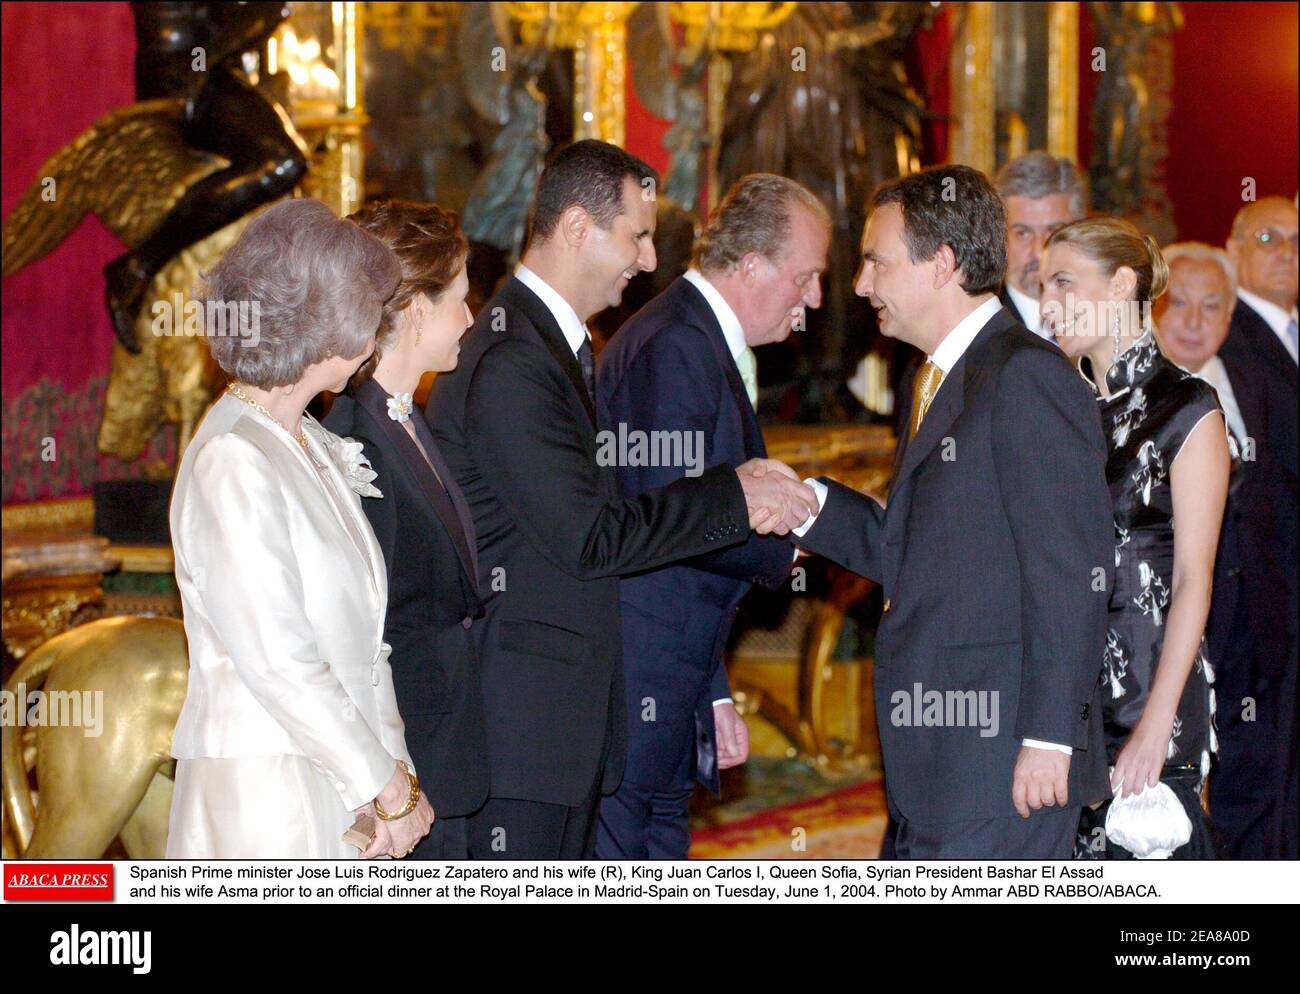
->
[737,459,818,535]
[1011,745,1071,818]
[714,701,750,770]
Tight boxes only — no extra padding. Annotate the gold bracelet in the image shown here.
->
[373,761,420,821]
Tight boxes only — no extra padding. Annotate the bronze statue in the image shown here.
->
[103,2,308,353]
[459,4,551,259]
[627,3,711,211]
[716,1,932,420]
[3,2,312,461]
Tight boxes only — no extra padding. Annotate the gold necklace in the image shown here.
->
[226,382,310,453]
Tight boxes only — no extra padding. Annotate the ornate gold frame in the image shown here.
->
[947,1,1080,173]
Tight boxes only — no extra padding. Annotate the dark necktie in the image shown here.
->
[577,335,595,401]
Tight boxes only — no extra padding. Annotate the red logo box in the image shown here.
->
[3,864,114,901]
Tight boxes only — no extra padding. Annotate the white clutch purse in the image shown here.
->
[1104,780,1192,859]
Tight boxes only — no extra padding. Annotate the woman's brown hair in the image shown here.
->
[345,199,467,387]
[1045,215,1170,301]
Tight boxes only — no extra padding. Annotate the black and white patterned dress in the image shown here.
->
[1077,331,1225,859]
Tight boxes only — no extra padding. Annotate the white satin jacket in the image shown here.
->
[169,392,413,810]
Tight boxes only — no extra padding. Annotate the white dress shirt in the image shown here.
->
[1194,356,1248,446]
[1237,288,1300,364]
[1005,281,1053,341]
[684,268,758,408]
[794,296,1070,754]
[516,264,590,356]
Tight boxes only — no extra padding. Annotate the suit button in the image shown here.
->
[1080,703,1091,721]
[461,616,473,630]
[882,598,892,614]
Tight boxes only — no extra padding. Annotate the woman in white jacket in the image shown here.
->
[167,198,433,859]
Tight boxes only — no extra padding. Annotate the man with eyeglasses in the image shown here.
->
[1221,194,1298,859]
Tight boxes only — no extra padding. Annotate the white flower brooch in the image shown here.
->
[386,392,413,423]
[321,430,383,498]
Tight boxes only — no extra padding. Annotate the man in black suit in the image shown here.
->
[894,151,1085,436]
[786,165,1114,858]
[425,141,817,858]
[594,175,831,858]
[1220,196,1300,857]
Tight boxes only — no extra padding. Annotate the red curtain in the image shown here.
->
[2,1,138,501]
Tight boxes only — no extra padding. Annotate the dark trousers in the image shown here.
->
[466,782,602,859]
[410,813,470,860]
[1209,631,1300,858]
[595,778,695,859]
[894,806,1079,859]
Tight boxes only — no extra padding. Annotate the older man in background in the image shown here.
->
[992,151,1088,338]
[1219,196,1300,857]
[594,175,831,859]
[1157,242,1294,859]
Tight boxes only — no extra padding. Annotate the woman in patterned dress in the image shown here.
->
[1040,216,1232,858]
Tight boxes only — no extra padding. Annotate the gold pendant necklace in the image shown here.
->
[226,382,313,456]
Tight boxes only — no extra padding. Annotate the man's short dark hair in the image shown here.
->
[528,139,659,244]
[870,165,1006,295]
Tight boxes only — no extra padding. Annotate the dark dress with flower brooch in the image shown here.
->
[1076,332,1226,859]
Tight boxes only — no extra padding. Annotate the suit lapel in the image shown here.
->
[298,414,385,605]
[411,407,480,587]
[503,276,597,427]
[1238,302,1299,391]
[677,277,766,459]
[893,308,1015,487]
[893,356,967,486]
[354,380,480,593]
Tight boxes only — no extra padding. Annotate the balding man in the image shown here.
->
[1221,195,1299,858]
[1157,242,1293,860]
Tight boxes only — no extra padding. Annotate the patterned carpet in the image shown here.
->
[689,759,887,859]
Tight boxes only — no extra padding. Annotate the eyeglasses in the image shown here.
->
[1250,228,1300,253]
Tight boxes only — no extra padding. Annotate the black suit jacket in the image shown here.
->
[323,379,489,818]
[798,305,1114,824]
[597,276,794,794]
[1218,301,1299,643]
[1207,346,1294,676]
[424,275,750,806]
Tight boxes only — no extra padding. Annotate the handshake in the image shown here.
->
[735,459,820,536]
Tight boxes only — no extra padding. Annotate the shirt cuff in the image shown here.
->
[1022,738,1073,755]
[791,478,828,538]
[712,698,734,708]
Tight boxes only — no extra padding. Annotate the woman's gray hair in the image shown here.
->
[1163,241,1238,310]
[200,198,402,388]
[994,151,1088,220]
[693,174,830,276]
